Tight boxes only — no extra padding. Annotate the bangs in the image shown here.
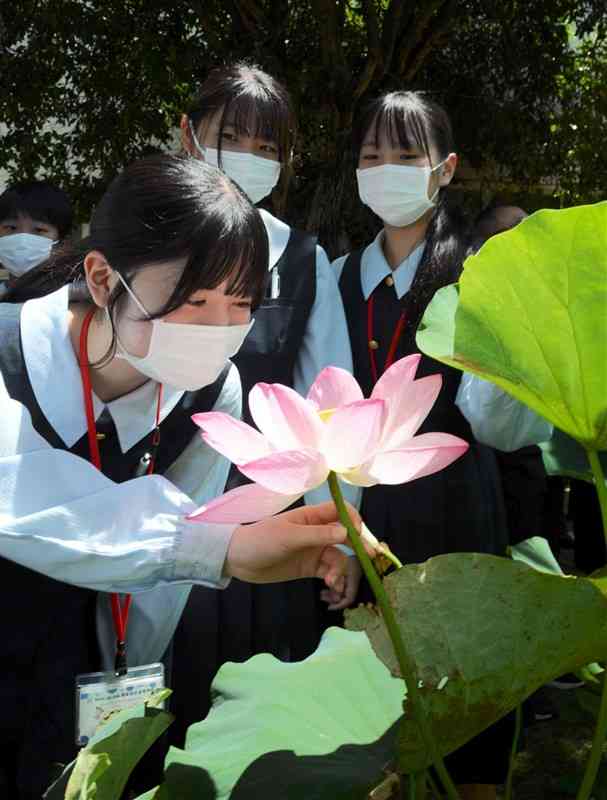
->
[0,193,56,226]
[188,62,296,162]
[150,197,269,317]
[222,89,291,152]
[0,182,73,237]
[354,92,454,162]
[372,97,433,158]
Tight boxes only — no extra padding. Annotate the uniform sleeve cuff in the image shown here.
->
[174,519,237,588]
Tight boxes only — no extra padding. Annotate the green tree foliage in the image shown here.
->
[0,1,604,252]
[548,24,607,205]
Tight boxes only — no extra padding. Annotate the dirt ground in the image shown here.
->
[496,539,606,800]
[496,685,606,799]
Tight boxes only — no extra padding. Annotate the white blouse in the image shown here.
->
[0,286,241,665]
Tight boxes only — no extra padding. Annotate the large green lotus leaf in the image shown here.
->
[416,202,607,449]
[346,553,607,773]
[540,427,607,483]
[147,627,405,800]
[45,690,173,800]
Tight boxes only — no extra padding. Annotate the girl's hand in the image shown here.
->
[320,555,363,610]
[224,501,370,590]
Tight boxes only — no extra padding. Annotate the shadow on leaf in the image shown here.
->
[228,720,401,800]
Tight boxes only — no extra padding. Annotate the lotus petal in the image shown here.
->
[322,399,385,472]
[307,366,364,412]
[371,354,421,403]
[238,448,329,494]
[187,483,301,524]
[192,412,272,465]
[378,374,443,450]
[360,432,469,485]
[249,383,324,451]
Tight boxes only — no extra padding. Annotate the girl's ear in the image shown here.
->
[439,153,458,187]
[83,251,117,309]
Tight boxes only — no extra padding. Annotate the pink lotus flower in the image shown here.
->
[187,355,469,523]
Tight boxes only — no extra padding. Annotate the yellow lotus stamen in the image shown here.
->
[318,407,337,423]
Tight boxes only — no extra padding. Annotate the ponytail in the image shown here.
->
[406,192,470,336]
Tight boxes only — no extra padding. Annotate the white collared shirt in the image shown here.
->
[0,287,240,596]
[333,233,553,452]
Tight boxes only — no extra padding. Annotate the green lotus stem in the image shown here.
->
[587,449,607,549]
[577,674,607,800]
[576,449,607,800]
[408,772,417,799]
[504,704,522,800]
[327,472,460,800]
[426,771,442,798]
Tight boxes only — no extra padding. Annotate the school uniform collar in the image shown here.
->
[360,231,425,300]
[259,209,291,270]
[21,286,185,453]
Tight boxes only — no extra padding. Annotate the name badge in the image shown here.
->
[75,662,165,746]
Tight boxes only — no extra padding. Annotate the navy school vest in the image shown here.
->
[225,227,317,495]
[0,302,228,794]
[231,227,317,422]
[338,250,508,566]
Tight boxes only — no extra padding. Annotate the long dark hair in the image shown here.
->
[7,155,269,354]
[186,61,296,198]
[353,91,469,333]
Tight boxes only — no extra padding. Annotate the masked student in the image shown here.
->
[171,61,358,739]
[330,92,553,800]
[0,180,73,300]
[0,155,356,800]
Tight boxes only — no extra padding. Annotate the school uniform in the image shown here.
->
[334,232,552,784]
[334,233,551,559]
[169,210,355,744]
[0,287,241,798]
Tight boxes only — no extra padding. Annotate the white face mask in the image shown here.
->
[356,161,446,228]
[113,274,253,391]
[189,120,281,204]
[0,233,55,276]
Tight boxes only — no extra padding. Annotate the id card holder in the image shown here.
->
[75,662,165,747]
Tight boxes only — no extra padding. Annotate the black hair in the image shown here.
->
[185,61,295,193]
[353,91,469,333]
[8,155,269,361]
[468,203,528,254]
[0,180,74,239]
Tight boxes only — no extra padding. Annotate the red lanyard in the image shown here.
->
[367,293,407,384]
[79,307,162,674]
